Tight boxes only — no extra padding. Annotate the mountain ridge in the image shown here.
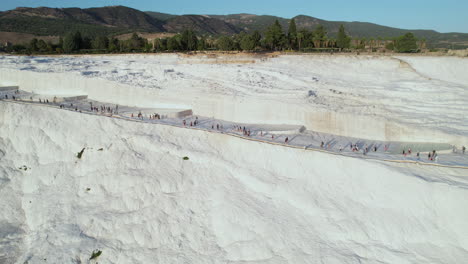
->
[1,6,467,49]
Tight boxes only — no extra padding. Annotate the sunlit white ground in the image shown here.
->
[1,54,468,264]
[1,54,467,140]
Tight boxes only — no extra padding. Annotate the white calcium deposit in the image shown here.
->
[1,102,468,264]
[0,54,467,143]
[1,54,468,264]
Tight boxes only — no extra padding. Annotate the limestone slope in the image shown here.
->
[1,102,467,263]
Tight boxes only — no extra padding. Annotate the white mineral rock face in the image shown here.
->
[1,101,468,264]
[0,54,467,144]
[1,54,468,264]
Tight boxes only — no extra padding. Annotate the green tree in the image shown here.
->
[198,36,207,50]
[357,37,367,50]
[45,41,54,52]
[127,33,145,51]
[91,36,109,50]
[6,44,27,53]
[81,36,92,49]
[313,25,327,48]
[144,42,153,52]
[264,20,286,50]
[36,39,48,52]
[29,38,38,52]
[232,33,244,50]
[288,18,297,50]
[154,38,166,52]
[298,29,314,49]
[167,35,180,51]
[217,36,235,51]
[63,31,82,53]
[58,36,63,49]
[336,24,350,50]
[395,33,418,53]
[385,42,395,51]
[240,33,255,51]
[296,31,304,50]
[180,29,198,51]
[108,38,119,52]
[252,30,262,49]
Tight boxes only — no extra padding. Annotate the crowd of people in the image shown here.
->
[2,90,467,166]
[3,90,22,101]
[233,125,251,136]
[182,116,200,127]
[211,123,224,130]
[90,104,118,115]
[177,118,467,163]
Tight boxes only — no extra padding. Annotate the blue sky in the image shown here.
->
[1,0,467,33]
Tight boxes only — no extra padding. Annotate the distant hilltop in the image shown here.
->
[0,5,467,49]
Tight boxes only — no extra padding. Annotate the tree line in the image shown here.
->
[1,19,421,54]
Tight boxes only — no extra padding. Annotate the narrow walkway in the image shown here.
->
[1,89,467,169]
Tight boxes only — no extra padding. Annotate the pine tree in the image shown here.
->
[154,38,166,52]
[167,35,180,51]
[217,36,235,51]
[29,38,38,52]
[296,32,304,50]
[395,33,418,53]
[336,24,350,50]
[313,25,327,48]
[36,39,48,52]
[63,31,82,53]
[81,36,92,49]
[91,36,109,50]
[197,36,207,50]
[252,30,262,49]
[265,20,286,50]
[297,29,312,50]
[181,29,198,51]
[240,34,255,51]
[288,18,297,50]
[58,37,63,49]
[108,38,119,52]
[127,33,145,51]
